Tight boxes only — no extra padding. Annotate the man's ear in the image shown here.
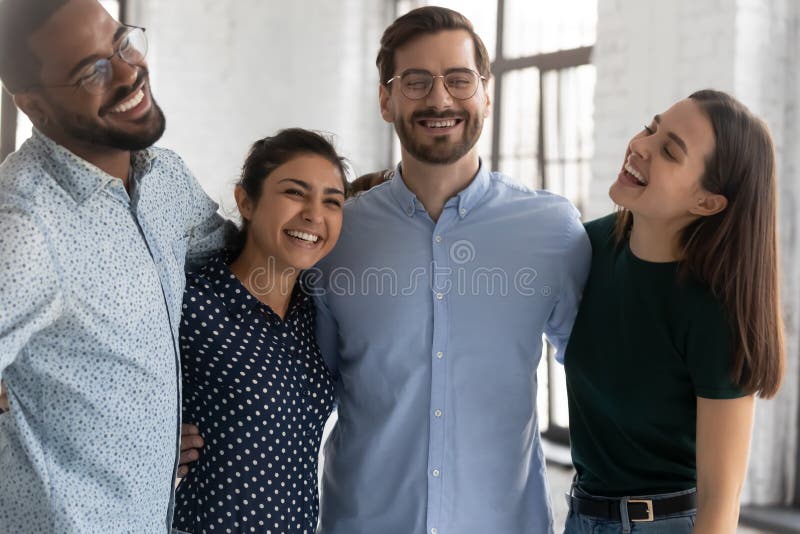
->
[482,77,492,119]
[689,192,728,217]
[379,84,394,124]
[14,92,49,128]
[234,185,254,222]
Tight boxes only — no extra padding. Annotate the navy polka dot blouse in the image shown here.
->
[173,253,334,534]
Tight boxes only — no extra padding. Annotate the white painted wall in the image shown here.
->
[126,0,395,214]
[593,0,800,505]
[590,0,736,219]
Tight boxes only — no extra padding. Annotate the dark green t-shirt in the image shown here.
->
[564,213,744,496]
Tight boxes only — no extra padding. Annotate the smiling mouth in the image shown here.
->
[622,158,648,186]
[417,118,463,129]
[285,229,322,244]
[108,88,145,114]
[102,69,149,116]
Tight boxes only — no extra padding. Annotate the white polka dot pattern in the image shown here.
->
[173,254,334,534]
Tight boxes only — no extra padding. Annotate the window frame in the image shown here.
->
[489,0,592,446]
[489,0,593,198]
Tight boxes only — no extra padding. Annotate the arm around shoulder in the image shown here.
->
[176,155,236,266]
[545,206,591,361]
[312,288,340,380]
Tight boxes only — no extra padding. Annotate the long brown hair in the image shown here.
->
[615,89,785,398]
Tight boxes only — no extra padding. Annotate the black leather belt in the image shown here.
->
[566,490,696,522]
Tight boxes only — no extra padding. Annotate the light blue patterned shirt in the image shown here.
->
[0,130,229,533]
[314,163,591,534]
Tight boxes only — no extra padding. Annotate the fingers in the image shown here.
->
[177,423,203,479]
[181,423,200,436]
[180,423,203,452]
[0,382,8,413]
[179,448,200,466]
[179,434,204,452]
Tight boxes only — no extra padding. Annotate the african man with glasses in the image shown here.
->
[0,1,232,532]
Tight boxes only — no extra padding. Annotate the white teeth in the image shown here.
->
[286,230,320,243]
[424,119,457,128]
[624,162,647,185]
[110,89,144,113]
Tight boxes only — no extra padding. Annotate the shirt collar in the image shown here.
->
[388,165,418,217]
[389,159,492,219]
[455,159,491,218]
[31,128,157,204]
[201,252,312,323]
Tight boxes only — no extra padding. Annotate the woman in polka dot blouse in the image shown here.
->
[173,129,347,534]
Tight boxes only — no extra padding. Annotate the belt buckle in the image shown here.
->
[628,499,654,522]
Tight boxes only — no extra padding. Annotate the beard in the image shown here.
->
[57,98,166,152]
[394,108,483,165]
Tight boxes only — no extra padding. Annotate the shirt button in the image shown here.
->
[460,208,467,216]
[434,235,442,243]
[434,409,443,418]
[432,468,440,477]
[431,529,438,534]
[436,351,444,359]
[436,293,444,300]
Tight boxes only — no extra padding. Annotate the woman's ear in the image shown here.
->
[234,185,253,222]
[690,192,728,217]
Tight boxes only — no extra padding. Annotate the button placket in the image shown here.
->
[426,211,457,533]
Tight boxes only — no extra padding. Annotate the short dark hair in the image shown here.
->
[376,6,491,87]
[0,0,70,94]
[232,128,349,252]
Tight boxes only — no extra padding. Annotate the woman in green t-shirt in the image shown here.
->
[564,89,785,533]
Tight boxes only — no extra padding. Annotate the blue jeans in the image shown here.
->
[564,483,696,534]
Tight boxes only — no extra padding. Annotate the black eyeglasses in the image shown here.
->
[28,26,148,95]
[386,68,487,100]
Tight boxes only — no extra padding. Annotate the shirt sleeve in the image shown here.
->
[179,160,237,268]
[545,205,592,363]
[313,290,340,380]
[0,200,62,375]
[685,294,744,399]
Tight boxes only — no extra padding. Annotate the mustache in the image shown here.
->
[410,109,465,121]
[100,68,149,116]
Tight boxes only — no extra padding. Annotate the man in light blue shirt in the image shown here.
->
[0,1,229,532]
[313,7,591,534]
